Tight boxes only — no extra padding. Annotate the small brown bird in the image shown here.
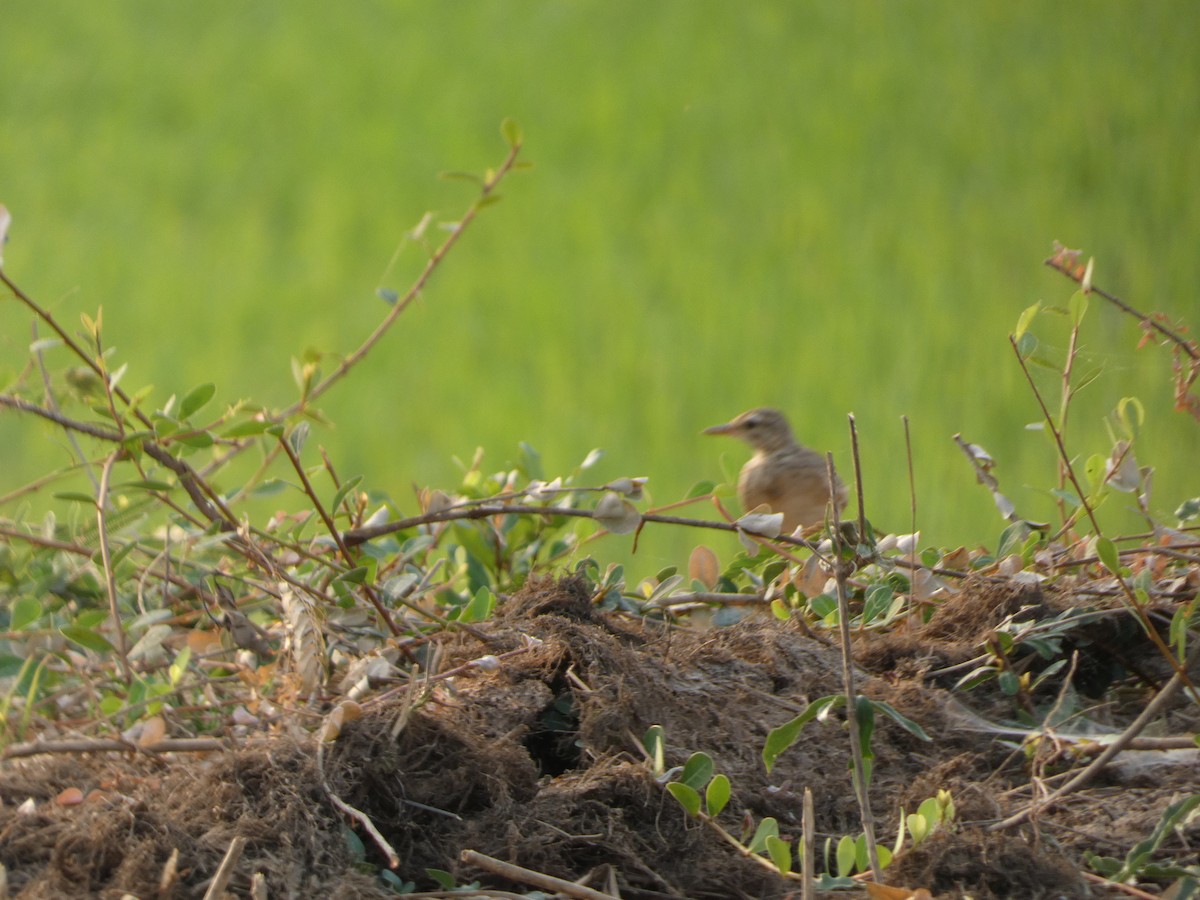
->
[705,408,848,533]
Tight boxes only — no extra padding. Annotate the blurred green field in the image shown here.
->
[2,2,1198,576]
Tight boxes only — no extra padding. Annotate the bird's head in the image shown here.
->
[704,408,796,453]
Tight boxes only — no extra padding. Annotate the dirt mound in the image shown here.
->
[2,575,1194,898]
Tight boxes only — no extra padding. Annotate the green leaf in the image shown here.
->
[908,811,930,845]
[61,625,114,654]
[666,782,701,816]
[997,521,1031,559]
[680,752,714,791]
[705,773,731,817]
[763,696,842,772]
[174,430,214,449]
[120,479,174,492]
[330,475,364,513]
[500,116,523,147]
[458,586,496,623]
[223,419,272,438]
[1014,301,1041,340]
[836,834,857,876]
[765,835,792,875]
[517,441,543,479]
[862,583,894,622]
[1067,290,1089,327]
[342,825,365,862]
[747,817,779,855]
[179,383,216,419]
[169,646,192,687]
[251,478,290,496]
[686,480,717,499]
[869,699,932,741]
[11,596,43,631]
[426,869,456,890]
[1095,536,1120,573]
[336,566,371,586]
[1115,795,1200,881]
[1016,331,1038,360]
[54,492,97,505]
[288,421,310,456]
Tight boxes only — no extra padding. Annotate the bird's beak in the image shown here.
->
[703,422,735,436]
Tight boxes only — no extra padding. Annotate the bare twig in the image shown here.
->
[201,835,245,900]
[3,737,226,760]
[990,639,1200,831]
[96,452,132,681]
[460,850,617,899]
[802,787,815,900]
[829,435,881,884]
[1045,245,1197,360]
[284,140,524,418]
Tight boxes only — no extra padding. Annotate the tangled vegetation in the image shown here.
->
[1,124,1198,899]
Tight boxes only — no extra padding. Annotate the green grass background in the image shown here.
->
[2,3,1198,576]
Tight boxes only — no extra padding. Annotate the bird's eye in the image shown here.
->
[745,417,759,429]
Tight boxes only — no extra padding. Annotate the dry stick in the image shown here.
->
[1045,251,1198,361]
[96,452,133,682]
[32,321,99,492]
[1009,335,1199,701]
[201,835,246,900]
[282,142,524,421]
[3,737,225,760]
[828,431,881,885]
[344,502,818,551]
[991,638,1200,831]
[802,787,815,900]
[1054,302,1084,527]
[460,850,617,900]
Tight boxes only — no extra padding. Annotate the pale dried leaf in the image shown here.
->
[281,585,326,693]
[940,547,971,570]
[689,545,719,589]
[793,554,829,598]
[997,554,1024,576]
[594,491,641,534]
[1105,441,1140,493]
[137,716,167,746]
[128,624,172,664]
[736,510,784,538]
[603,476,648,499]
[0,204,10,265]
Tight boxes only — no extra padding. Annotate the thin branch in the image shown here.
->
[3,737,225,759]
[460,849,629,899]
[201,835,246,900]
[828,441,881,884]
[0,394,122,441]
[96,452,132,682]
[281,139,524,418]
[1045,247,1197,359]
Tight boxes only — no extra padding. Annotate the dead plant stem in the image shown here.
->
[96,452,132,682]
[829,430,882,884]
